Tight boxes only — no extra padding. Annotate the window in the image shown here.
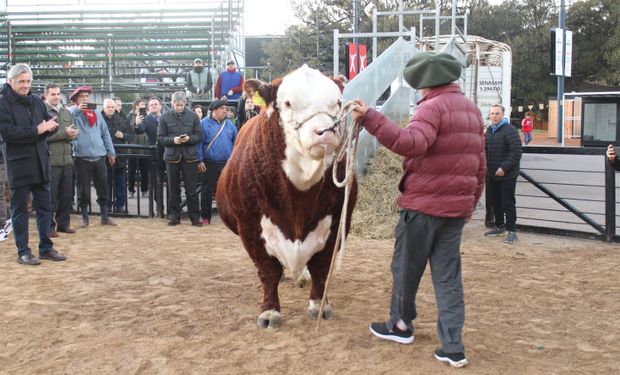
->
[582,102,618,143]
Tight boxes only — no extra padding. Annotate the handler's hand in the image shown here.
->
[108,156,116,166]
[607,144,616,162]
[351,99,369,122]
[495,167,505,177]
[198,162,206,173]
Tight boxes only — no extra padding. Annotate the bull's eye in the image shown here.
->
[285,100,291,108]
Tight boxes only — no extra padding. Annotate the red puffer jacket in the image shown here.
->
[360,83,486,218]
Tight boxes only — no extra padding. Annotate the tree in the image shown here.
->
[567,0,620,87]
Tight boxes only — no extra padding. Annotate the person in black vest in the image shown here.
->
[0,63,66,265]
[484,104,522,244]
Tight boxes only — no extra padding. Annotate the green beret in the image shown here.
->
[402,52,461,89]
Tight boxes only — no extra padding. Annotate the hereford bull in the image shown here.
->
[215,65,357,328]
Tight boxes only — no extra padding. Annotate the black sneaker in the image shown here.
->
[484,226,506,237]
[369,322,414,344]
[434,348,468,368]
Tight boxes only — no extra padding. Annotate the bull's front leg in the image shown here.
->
[256,257,284,328]
[306,246,334,320]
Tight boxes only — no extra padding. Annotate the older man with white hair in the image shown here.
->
[102,98,133,213]
[0,63,65,265]
[157,91,203,226]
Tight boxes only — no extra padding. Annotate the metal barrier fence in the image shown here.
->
[80,144,164,219]
[511,147,618,243]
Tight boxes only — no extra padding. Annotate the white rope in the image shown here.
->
[316,100,360,330]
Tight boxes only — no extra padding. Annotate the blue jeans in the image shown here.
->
[390,209,466,353]
[523,131,532,145]
[10,182,54,256]
[107,167,126,210]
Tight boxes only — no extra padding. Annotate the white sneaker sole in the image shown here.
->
[434,353,469,368]
[369,324,414,344]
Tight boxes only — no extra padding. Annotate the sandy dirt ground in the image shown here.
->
[0,216,618,375]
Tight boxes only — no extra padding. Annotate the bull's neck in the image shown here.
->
[281,145,332,191]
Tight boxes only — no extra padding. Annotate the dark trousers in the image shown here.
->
[75,157,109,211]
[107,167,126,210]
[166,161,200,222]
[200,161,225,220]
[128,157,149,193]
[487,176,517,231]
[50,165,74,231]
[10,182,53,256]
[390,209,466,353]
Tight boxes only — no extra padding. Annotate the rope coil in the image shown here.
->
[316,100,360,330]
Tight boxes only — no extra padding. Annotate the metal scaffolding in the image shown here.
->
[0,0,244,96]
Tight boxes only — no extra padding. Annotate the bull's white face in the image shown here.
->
[276,65,343,160]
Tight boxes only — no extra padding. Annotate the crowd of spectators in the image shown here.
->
[0,60,268,265]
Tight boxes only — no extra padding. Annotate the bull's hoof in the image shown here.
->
[257,309,281,329]
[307,299,333,320]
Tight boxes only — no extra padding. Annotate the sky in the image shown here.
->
[245,0,300,36]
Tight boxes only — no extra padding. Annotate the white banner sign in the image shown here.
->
[564,30,573,77]
[555,28,564,76]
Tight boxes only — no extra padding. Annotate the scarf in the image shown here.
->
[84,110,97,126]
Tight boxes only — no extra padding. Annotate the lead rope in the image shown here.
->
[316,101,360,330]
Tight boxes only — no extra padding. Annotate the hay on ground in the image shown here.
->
[350,146,402,239]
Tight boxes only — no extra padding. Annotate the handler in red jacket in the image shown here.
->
[352,52,486,368]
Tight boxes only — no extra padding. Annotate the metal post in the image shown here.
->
[333,29,339,76]
[451,0,456,35]
[435,2,440,51]
[372,8,377,62]
[7,20,12,66]
[107,34,113,96]
[316,7,320,69]
[557,0,566,144]
[398,0,403,33]
[604,158,616,241]
[354,0,360,77]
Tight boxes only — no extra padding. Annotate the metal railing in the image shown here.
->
[513,147,618,242]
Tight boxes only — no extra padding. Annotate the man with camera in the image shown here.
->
[70,86,117,228]
[157,91,203,226]
[186,58,212,101]
[45,83,79,237]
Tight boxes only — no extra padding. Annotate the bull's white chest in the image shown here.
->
[260,215,332,278]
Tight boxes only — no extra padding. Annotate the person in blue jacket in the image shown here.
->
[197,100,237,224]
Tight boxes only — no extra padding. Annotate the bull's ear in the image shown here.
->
[331,75,346,93]
[258,78,283,107]
[243,78,263,95]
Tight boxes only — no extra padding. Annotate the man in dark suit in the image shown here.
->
[0,63,67,265]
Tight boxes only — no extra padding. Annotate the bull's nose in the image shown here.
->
[316,127,335,136]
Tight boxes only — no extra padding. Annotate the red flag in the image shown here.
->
[359,44,367,72]
[348,43,358,80]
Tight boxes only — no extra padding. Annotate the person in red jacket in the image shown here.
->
[521,113,534,145]
[352,52,486,368]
